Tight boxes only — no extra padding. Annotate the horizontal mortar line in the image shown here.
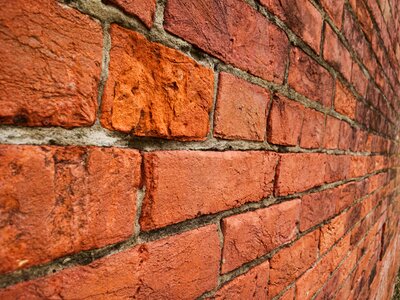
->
[0,168,390,289]
[247,0,400,124]
[337,1,400,114]
[0,124,394,156]
[68,0,396,139]
[200,178,392,300]
[310,196,389,300]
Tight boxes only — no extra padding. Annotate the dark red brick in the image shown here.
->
[267,95,304,146]
[320,0,345,28]
[288,47,333,107]
[164,0,289,83]
[0,0,102,127]
[334,81,357,119]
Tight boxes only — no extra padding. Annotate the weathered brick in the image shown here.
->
[260,0,323,52]
[338,121,355,150]
[213,261,269,299]
[222,200,300,273]
[101,25,214,140]
[214,73,269,141]
[351,62,368,97]
[269,230,320,297]
[288,47,333,107]
[0,225,220,299]
[324,154,350,182]
[140,151,279,230]
[334,81,357,119]
[320,0,344,28]
[0,0,102,127]
[267,95,304,146]
[0,145,141,274]
[299,108,325,149]
[296,234,350,300]
[300,189,337,232]
[323,25,352,81]
[276,153,327,195]
[164,0,289,83]
[103,0,156,28]
[323,116,341,149]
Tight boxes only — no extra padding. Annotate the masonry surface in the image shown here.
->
[0,0,400,299]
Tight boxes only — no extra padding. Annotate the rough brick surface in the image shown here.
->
[269,230,320,297]
[213,261,269,299]
[164,0,289,83]
[267,95,304,146]
[260,0,323,52]
[0,145,141,274]
[320,0,344,27]
[288,47,333,107]
[101,25,214,140]
[300,108,325,149]
[334,81,357,119]
[0,225,220,299]
[140,151,279,230]
[214,73,269,141]
[104,0,156,28]
[0,0,102,127]
[222,200,300,273]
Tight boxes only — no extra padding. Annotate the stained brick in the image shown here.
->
[334,81,357,119]
[320,0,345,28]
[0,0,102,127]
[300,108,325,149]
[288,47,333,107]
[267,95,304,146]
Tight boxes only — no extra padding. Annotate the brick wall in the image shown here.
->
[0,0,400,299]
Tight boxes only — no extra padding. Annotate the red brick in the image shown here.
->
[296,234,350,300]
[300,108,325,149]
[323,116,341,149]
[140,151,279,230]
[164,0,289,83]
[342,8,365,60]
[0,145,141,274]
[324,154,350,183]
[351,0,374,42]
[280,286,296,300]
[269,230,320,297]
[334,81,357,119]
[288,48,333,107]
[320,0,344,28]
[222,200,300,273]
[104,0,156,28]
[0,225,220,299]
[300,189,337,232]
[260,0,323,52]
[213,261,269,299]
[323,25,352,81]
[267,95,304,146]
[0,0,102,127]
[335,182,358,213]
[351,62,368,97]
[101,25,214,140]
[214,73,269,141]
[276,153,327,195]
[338,121,354,150]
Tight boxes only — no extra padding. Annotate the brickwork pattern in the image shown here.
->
[1,0,400,299]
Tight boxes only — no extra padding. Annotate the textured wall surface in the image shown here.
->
[1,0,400,299]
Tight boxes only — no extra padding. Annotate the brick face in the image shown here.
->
[0,225,221,299]
[140,151,279,230]
[0,0,102,127]
[0,145,141,273]
[164,0,289,83]
[101,25,214,140]
[214,73,270,141]
[1,0,400,298]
